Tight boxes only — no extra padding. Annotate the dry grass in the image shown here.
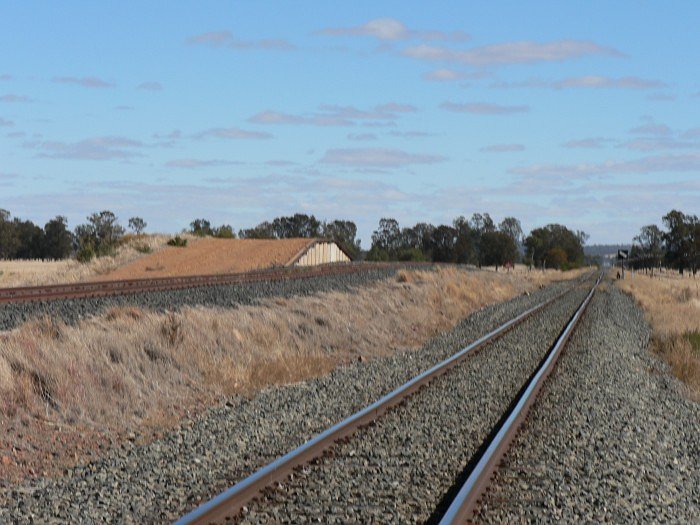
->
[616,272,700,397]
[0,266,585,434]
[0,234,174,288]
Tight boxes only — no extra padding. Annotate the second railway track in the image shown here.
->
[176,272,601,524]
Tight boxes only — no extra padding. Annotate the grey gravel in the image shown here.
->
[0,273,582,524]
[476,283,700,524]
[0,268,399,331]
[236,280,593,524]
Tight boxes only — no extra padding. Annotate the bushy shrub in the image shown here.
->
[167,235,188,247]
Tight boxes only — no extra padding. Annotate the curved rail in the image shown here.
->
[439,272,602,524]
[173,275,591,525]
[0,262,432,304]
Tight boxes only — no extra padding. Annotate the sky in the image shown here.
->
[1,1,699,246]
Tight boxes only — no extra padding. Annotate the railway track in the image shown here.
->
[175,271,601,524]
[0,261,431,304]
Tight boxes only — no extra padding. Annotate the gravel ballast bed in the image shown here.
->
[0,276,582,523]
[0,268,400,331]
[476,285,700,523]
[237,283,591,524]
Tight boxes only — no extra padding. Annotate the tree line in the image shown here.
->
[630,210,700,276]
[0,208,589,270]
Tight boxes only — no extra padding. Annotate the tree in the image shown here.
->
[239,221,275,239]
[0,209,19,259]
[213,224,235,238]
[481,231,519,271]
[43,216,73,259]
[371,218,401,254]
[499,217,523,245]
[128,217,147,235]
[525,224,585,270]
[662,210,697,274]
[430,225,458,262]
[634,224,664,275]
[74,210,125,260]
[322,219,360,258]
[190,218,213,237]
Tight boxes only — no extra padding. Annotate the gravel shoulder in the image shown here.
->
[476,283,700,523]
[0,273,581,523]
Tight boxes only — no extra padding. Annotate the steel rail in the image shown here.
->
[173,275,590,525]
[439,272,602,524]
[0,261,432,304]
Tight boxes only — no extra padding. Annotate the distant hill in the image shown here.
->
[584,244,632,258]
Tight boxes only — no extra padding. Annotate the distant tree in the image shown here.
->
[371,218,401,254]
[128,217,147,235]
[525,224,585,270]
[633,224,664,275]
[239,221,275,239]
[189,218,213,237]
[430,225,458,262]
[213,224,235,238]
[74,210,125,261]
[13,219,44,259]
[481,231,519,271]
[453,216,475,264]
[43,216,73,260]
[322,219,360,258]
[545,247,568,269]
[499,217,523,246]
[662,210,697,274]
[272,213,322,238]
[0,209,19,259]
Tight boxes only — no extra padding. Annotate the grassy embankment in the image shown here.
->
[617,272,700,398]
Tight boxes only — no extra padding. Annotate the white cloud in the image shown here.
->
[629,123,672,136]
[321,147,445,167]
[553,76,665,89]
[480,143,525,152]
[27,136,144,160]
[0,94,32,103]
[165,158,242,169]
[422,69,464,81]
[440,101,529,115]
[403,40,622,65]
[249,103,415,127]
[193,127,273,140]
[318,18,469,42]
[137,81,163,91]
[187,31,295,50]
[561,138,610,149]
[52,76,115,88]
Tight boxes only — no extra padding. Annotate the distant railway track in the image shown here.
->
[0,261,433,304]
[175,271,600,525]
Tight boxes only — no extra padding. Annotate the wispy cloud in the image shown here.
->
[554,75,665,89]
[321,147,445,167]
[249,103,415,127]
[440,101,529,115]
[388,130,434,138]
[0,94,33,103]
[617,138,700,152]
[646,92,676,101]
[318,18,469,42]
[187,30,295,50]
[422,68,465,81]
[347,133,378,141]
[0,74,11,81]
[629,123,672,136]
[115,105,133,111]
[403,40,622,65]
[193,127,273,140]
[165,158,243,169]
[511,153,700,177]
[480,143,525,152]
[561,137,610,149]
[137,81,163,91]
[27,136,144,160]
[52,76,115,88]
[0,117,13,127]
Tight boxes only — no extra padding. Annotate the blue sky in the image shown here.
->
[1,1,699,246]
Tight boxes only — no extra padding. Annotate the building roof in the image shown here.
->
[101,237,322,280]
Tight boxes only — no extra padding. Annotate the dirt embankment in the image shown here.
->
[100,238,315,281]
